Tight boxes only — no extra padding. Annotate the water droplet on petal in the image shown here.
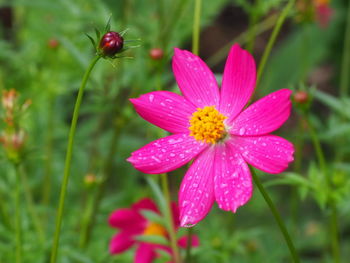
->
[149,94,154,102]
[239,127,246,135]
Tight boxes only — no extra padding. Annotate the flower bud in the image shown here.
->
[293,91,309,104]
[149,48,164,60]
[2,89,17,111]
[84,173,97,186]
[48,38,59,49]
[99,31,124,57]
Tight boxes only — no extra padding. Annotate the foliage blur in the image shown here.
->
[0,0,350,262]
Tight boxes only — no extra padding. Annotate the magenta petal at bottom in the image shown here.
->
[109,231,135,254]
[127,133,207,174]
[232,135,294,174]
[213,144,252,212]
[135,243,157,263]
[179,148,215,227]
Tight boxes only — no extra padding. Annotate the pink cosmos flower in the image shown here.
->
[108,198,199,263]
[127,44,294,227]
[314,0,333,28]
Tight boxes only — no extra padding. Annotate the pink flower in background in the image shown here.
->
[128,44,294,227]
[314,0,333,28]
[108,198,199,263]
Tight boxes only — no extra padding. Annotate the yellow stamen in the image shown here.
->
[189,106,227,144]
[143,222,167,236]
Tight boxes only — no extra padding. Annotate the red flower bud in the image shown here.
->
[99,31,124,57]
[293,91,309,104]
[149,48,164,60]
[48,38,59,49]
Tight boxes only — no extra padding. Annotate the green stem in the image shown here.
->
[50,55,101,263]
[290,118,304,228]
[250,168,300,263]
[20,165,45,245]
[192,0,202,55]
[340,0,350,97]
[14,164,22,263]
[185,227,193,263]
[161,174,181,263]
[246,0,259,53]
[0,189,11,230]
[330,202,340,263]
[207,13,278,67]
[82,115,124,247]
[304,116,327,177]
[161,0,189,49]
[42,91,55,207]
[79,187,96,248]
[256,0,294,87]
[304,115,340,262]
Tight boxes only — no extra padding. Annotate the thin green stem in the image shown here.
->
[304,115,340,262]
[14,164,22,263]
[185,227,193,263]
[192,0,202,55]
[50,55,101,263]
[81,115,124,246]
[290,118,305,228]
[0,190,11,230]
[304,116,327,178]
[330,203,340,263]
[250,168,300,263]
[42,91,55,207]
[79,187,96,248]
[246,0,260,53]
[161,0,189,49]
[256,0,294,87]
[161,174,181,263]
[20,165,45,244]
[207,13,278,67]
[340,0,350,97]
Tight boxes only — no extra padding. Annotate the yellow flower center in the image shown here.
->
[143,222,167,236]
[189,106,227,144]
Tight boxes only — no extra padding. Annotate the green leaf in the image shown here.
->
[139,210,166,227]
[104,15,112,33]
[94,27,101,42]
[313,89,350,119]
[85,33,96,49]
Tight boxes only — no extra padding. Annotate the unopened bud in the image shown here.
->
[0,130,26,151]
[99,31,124,57]
[84,173,97,186]
[149,48,164,60]
[2,89,18,110]
[48,38,59,49]
[293,91,309,104]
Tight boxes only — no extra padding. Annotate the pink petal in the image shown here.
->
[135,243,157,263]
[130,91,196,133]
[178,235,200,248]
[109,231,135,254]
[108,209,145,232]
[219,44,256,122]
[172,48,220,108]
[213,144,252,212]
[232,135,294,174]
[179,148,215,227]
[132,198,159,214]
[230,89,292,136]
[127,134,207,174]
